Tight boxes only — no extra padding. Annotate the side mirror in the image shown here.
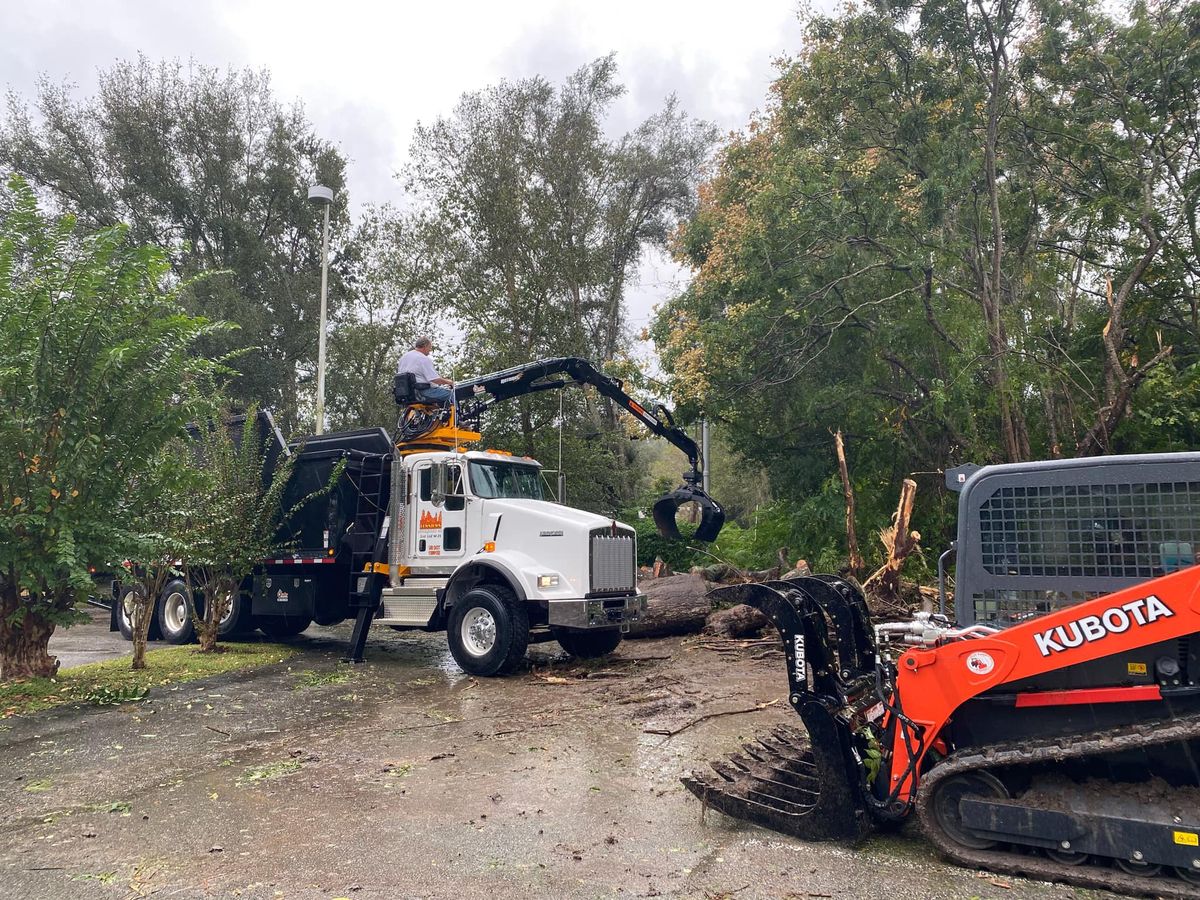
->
[430,462,448,507]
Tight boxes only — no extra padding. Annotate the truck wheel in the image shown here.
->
[116,584,145,641]
[257,615,312,638]
[553,627,622,659]
[447,585,529,677]
[156,579,195,644]
[216,590,252,637]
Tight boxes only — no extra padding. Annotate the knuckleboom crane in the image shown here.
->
[392,356,725,542]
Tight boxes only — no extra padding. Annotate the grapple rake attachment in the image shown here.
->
[681,578,877,843]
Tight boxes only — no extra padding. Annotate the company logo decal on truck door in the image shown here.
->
[419,510,442,530]
[1034,594,1174,656]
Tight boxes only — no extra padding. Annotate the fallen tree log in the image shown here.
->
[704,604,769,638]
[626,573,714,638]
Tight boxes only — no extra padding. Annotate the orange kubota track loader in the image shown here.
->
[684,453,1200,898]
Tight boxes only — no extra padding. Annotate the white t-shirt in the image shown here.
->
[396,349,440,383]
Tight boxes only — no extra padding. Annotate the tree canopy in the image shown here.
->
[0,176,225,677]
[653,0,1200,561]
[408,56,718,512]
[0,57,348,431]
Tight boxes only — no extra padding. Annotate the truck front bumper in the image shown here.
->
[547,594,646,630]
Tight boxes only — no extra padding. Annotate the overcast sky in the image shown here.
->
[3,0,815,358]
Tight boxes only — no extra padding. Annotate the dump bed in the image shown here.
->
[279,427,394,558]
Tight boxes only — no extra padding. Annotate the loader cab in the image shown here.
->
[949,452,1200,625]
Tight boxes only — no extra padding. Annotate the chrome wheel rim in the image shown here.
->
[460,607,497,657]
[120,591,137,631]
[163,591,189,633]
[218,592,236,626]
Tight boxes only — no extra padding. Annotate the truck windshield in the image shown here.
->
[468,460,544,500]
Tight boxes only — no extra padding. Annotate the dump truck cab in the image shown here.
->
[378,447,644,674]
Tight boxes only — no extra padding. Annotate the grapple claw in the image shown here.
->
[652,484,725,542]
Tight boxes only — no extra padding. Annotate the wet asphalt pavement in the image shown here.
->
[48,605,129,670]
[3,618,1124,900]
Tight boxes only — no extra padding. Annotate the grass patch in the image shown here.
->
[0,643,298,718]
[238,759,303,785]
[292,668,353,688]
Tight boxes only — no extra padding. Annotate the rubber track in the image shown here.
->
[915,711,1200,898]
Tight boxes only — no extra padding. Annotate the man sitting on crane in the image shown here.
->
[396,336,454,405]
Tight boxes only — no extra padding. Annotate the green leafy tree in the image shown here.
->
[0,176,224,679]
[324,205,436,431]
[0,56,348,430]
[654,0,1200,565]
[177,405,299,653]
[407,56,717,512]
[113,443,198,670]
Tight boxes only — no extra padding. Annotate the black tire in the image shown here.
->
[116,584,145,641]
[446,584,529,677]
[553,627,623,659]
[256,615,312,638]
[217,590,252,637]
[156,579,195,645]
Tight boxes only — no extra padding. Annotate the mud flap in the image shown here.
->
[682,704,872,843]
[652,484,725,542]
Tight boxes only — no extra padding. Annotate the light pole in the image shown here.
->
[308,184,334,435]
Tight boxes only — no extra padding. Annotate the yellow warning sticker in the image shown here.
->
[1127,662,1148,675]
[1174,831,1199,846]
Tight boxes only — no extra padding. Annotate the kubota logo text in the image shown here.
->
[1034,594,1173,657]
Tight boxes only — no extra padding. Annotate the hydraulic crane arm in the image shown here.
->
[451,357,725,542]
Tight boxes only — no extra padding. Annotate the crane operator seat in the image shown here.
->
[393,373,449,408]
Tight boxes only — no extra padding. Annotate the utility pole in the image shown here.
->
[308,184,334,435]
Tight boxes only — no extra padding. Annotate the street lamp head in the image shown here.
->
[307,184,334,205]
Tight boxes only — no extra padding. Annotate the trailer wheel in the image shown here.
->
[157,579,195,645]
[257,615,312,638]
[447,585,529,677]
[216,590,252,637]
[116,584,146,641]
[553,627,622,659]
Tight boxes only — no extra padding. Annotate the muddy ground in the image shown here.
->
[2,622,1123,900]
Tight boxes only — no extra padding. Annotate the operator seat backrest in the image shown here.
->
[393,372,426,406]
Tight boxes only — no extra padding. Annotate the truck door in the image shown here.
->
[412,461,467,561]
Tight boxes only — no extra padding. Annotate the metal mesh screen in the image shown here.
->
[969,478,1200,623]
[970,589,1097,625]
[978,481,1200,579]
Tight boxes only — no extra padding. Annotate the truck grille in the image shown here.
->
[590,528,636,594]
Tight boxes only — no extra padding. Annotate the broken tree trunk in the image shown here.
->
[864,478,920,608]
[834,430,864,577]
[690,562,742,583]
[704,604,769,638]
[626,573,714,638]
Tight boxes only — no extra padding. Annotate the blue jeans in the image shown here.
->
[418,385,452,404]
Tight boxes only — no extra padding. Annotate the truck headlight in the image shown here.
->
[537,574,560,588]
